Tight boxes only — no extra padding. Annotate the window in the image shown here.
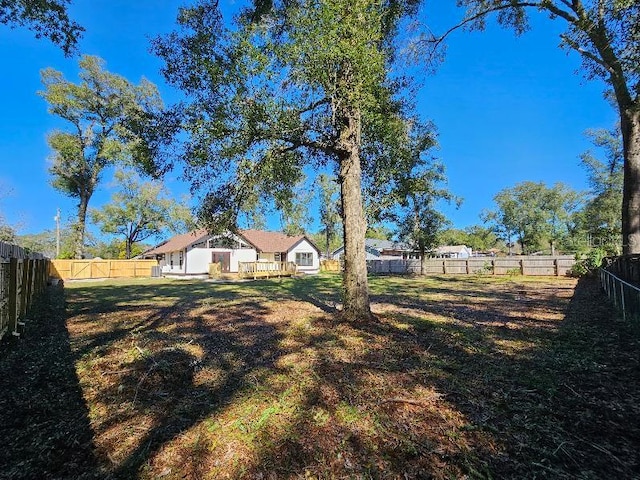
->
[295,252,313,266]
[274,252,282,262]
[179,251,184,268]
[208,236,234,248]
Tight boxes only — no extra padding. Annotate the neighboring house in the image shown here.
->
[431,245,473,259]
[332,239,417,261]
[142,229,321,275]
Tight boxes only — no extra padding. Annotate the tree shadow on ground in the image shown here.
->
[0,285,104,480]
[244,277,640,479]
[19,275,638,479]
[65,280,294,479]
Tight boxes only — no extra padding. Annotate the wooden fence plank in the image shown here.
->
[19,260,28,319]
[366,256,576,276]
[8,258,19,336]
[50,259,158,280]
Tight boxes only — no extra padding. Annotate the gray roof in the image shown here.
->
[332,238,412,255]
[364,239,408,250]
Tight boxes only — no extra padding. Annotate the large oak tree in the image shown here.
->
[153,0,422,320]
[41,55,163,259]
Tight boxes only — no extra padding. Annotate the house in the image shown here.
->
[142,229,321,275]
[431,245,473,259]
[331,239,417,261]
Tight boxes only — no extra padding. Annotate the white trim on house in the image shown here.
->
[287,239,321,273]
[148,230,321,275]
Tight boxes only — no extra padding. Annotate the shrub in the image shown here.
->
[570,248,608,277]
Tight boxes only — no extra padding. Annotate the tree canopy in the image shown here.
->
[575,126,623,253]
[378,124,459,272]
[40,55,163,259]
[153,0,425,320]
[483,181,582,254]
[0,0,83,55]
[317,173,341,258]
[91,170,194,259]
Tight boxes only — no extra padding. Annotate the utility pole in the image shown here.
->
[54,208,60,258]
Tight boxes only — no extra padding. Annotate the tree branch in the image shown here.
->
[426,2,542,55]
[538,1,579,23]
[559,34,608,69]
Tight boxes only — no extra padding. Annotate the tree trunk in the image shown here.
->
[621,109,640,254]
[338,107,372,322]
[74,195,89,259]
[125,238,132,259]
[325,229,330,259]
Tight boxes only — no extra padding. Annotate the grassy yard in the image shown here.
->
[1,274,639,479]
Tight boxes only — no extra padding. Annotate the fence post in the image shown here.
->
[443,260,447,274]
[520,259,525,275]
[554,258,559,276]
[19,259,28,319]
[34,260,41,295]
[466,259,470,274]
[8,258,19,336]
[492,259,496,275]
[26,259,34,309]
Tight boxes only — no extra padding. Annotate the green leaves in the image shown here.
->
[484,181,583,254]
[0,0,83,55]
[575,126,623,254]
[154,0,424,231]
[91,170,194,258]
[41,55,164,257]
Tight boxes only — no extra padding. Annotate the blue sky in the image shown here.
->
[0,1,617,240]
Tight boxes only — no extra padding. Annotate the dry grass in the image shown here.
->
[1,274,639,479]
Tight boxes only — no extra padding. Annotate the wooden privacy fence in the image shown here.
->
[367,256,576,276]
[320,259,341,272]
[602,255,640,285]
[50,259,158,280]
[238,261,297,279]
[0,258,50,341]
[0,241,47,260]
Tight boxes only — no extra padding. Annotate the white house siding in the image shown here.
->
[230,248,258,271]
[287,240,320,273]
[186,247,214,274]
[161,250,187,275]
[186,246,257,274]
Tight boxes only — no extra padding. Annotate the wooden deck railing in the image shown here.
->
[238,261,297,279]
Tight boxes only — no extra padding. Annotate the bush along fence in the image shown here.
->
[0,241,50,342]
[366,256,576,276]
[600,255,640,322]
